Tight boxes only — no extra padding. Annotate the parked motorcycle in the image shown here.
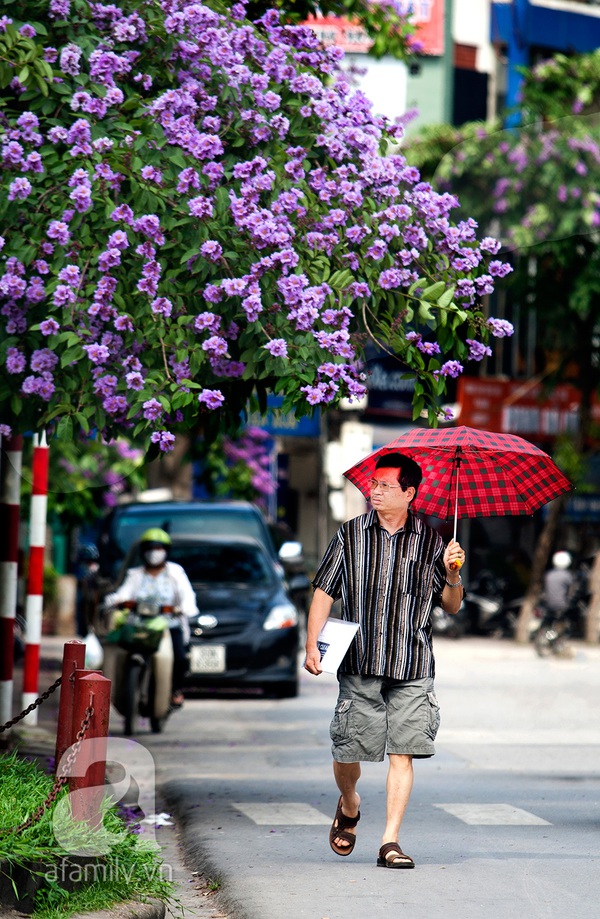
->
[101,600,174,736]
[463,570,524,638]
[431,602,468,639]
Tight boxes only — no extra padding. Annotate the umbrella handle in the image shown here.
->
[453,461,459,543]
[452,451,462,544]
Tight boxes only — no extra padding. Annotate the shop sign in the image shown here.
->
[302,0,445,56]
[246,395,321,438]
[457,376,600,438]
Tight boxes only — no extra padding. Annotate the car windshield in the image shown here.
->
[168,544,275,585]
[113,507,271,555]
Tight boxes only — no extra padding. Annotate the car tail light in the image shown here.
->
[263,603,298,631]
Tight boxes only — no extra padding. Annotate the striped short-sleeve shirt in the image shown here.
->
[313,509,446,680]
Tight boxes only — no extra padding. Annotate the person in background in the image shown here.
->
[75,543,111,638]
[304,452,465,870]
[103,528,198,706]
[542,550,574,614]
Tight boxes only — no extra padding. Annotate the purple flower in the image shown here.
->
[264,339,288,358]
[143,399,163,420]
[200,240,223,261]
[467,339,492,362]
[150,431,176,452]
[487,318,514,338]
[198,389,225,409]
[8,177,32,201]
[126,371,145,390]
[202,336,228,356]
[151,297,173,317]
[30,349,58,372]
[434,361,464,379]
[40,318,60,336]
[6,347,26,374]
[83,343,110,364]
[188,196,214,219]
[47,220,70,245]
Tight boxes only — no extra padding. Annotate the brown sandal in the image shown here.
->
[329,795,360,856]
[377,842,415,869]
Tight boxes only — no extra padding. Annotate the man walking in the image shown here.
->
[304,452,464,869]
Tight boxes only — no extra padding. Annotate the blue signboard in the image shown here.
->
[246,395,321,438]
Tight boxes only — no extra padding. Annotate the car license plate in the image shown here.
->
[190,644,226,674]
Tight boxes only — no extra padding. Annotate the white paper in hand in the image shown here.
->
[316,618,359,673]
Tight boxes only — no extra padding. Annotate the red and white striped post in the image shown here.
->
[22,432,50,725]
[0,433,23,725]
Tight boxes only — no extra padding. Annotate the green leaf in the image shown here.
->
[60,347,84,368]
[421,281,446,301]
[437,286,455,309]
[56,416,73,440]
[74,412,90,434]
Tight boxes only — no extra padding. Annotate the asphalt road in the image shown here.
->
[129,637,600,919]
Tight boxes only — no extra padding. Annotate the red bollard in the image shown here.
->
[68,671,111,827]
[54,640,86,773]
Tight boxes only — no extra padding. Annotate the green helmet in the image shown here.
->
[140,527,171,547]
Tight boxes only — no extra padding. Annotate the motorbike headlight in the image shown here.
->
[263,603,298,631]
[478,597,501,615]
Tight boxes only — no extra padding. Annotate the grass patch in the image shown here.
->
[0,751,174,918]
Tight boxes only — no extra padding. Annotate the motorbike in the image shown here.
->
[462,570,524,638]
[431,601,468,639]
[100,600,174,736]
[533,564,590,657]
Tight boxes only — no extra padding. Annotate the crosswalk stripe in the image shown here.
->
[434,803,551,826]
[233,803,331,825]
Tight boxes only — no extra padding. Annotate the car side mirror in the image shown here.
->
[278,540,303,561]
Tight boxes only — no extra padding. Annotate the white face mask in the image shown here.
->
[144,548,167,567]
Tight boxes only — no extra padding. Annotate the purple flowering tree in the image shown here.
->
[1,0,511,455]
[199,425,276,511]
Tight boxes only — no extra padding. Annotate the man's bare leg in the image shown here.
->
[381,754,414,862]
[331,761,361,849]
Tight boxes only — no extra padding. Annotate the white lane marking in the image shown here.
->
[440,728,599,745]
[434,803,552,826]
[233,803,331,825]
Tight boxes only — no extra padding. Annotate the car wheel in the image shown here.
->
[271,679,299,699]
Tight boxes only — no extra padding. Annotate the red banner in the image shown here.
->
[457,376,600,439]
[303,0,445,56]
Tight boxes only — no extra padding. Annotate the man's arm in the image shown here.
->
[304,587,335,675]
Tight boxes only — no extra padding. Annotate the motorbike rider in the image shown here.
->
[542,551,574,615]
[103,528,198,707]
[75,543,112,638]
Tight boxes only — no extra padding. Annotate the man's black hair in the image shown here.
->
[374,452,423,495]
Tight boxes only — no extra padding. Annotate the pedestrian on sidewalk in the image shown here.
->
[304,452,464,869]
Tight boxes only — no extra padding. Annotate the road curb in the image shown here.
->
[1,726,168,919]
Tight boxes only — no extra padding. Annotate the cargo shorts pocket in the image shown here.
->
[330,699,353,746]
[425,691,441,740]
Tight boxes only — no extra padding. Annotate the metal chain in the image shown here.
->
[0,675,63,733]
[0,702,95,836]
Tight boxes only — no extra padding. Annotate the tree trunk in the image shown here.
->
[514,496,566,643]
[585,550,600,644]
[145,434,193,499]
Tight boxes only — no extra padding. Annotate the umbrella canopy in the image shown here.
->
[343,426,573,531]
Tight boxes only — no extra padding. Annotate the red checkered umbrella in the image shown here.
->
[343,426,573,538]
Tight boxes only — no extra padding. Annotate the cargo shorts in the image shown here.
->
[329,673,440,762]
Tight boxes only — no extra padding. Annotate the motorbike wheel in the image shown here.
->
[148,673,167,734]
[124,659,142,736]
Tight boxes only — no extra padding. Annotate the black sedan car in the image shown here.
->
[167,537,301,698]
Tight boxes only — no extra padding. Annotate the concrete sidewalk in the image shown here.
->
[2,635,227,919]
